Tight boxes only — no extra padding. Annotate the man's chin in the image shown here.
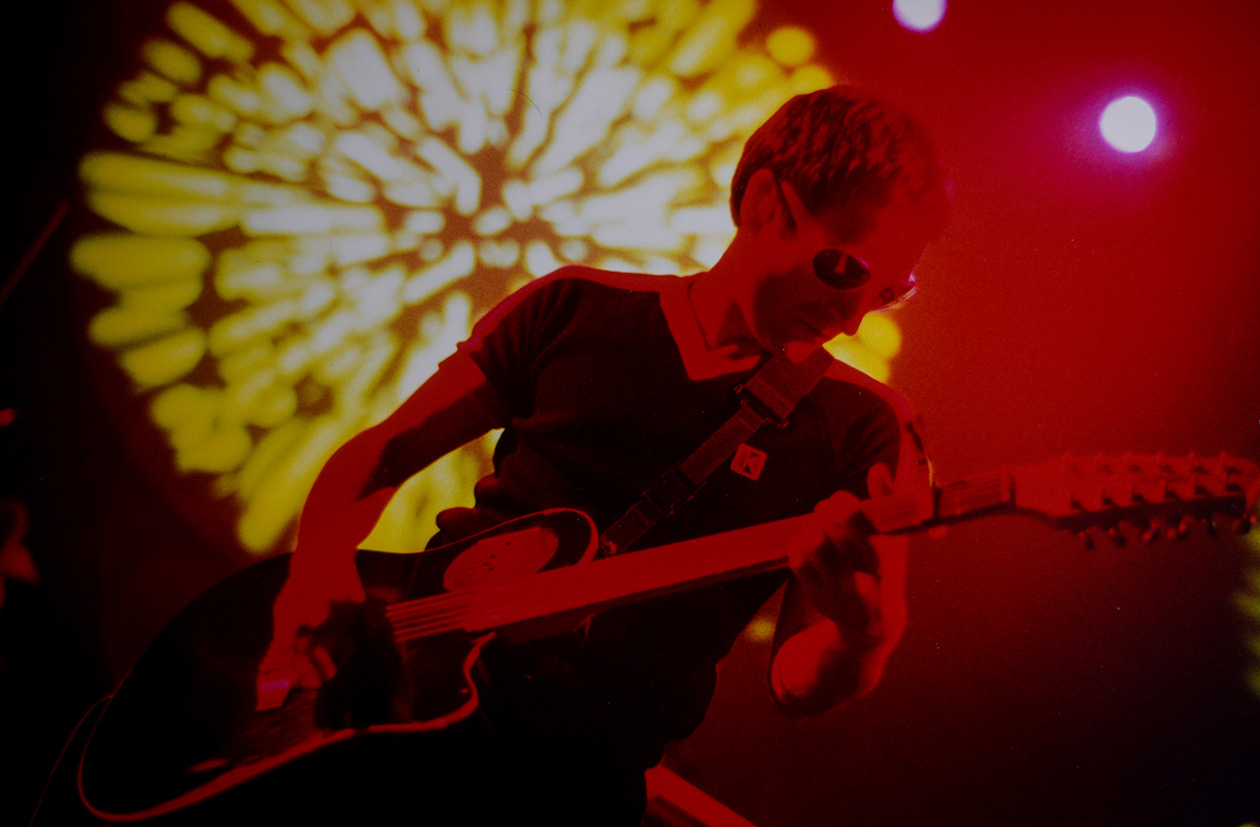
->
[782,341,826,362]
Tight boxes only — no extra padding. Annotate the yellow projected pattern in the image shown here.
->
[72,0,899,554]
[1244,530,1260,699]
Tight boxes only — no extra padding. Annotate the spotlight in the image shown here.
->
[893,0,946,33]
[1099,96,1157,153]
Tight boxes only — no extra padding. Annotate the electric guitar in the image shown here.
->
[76,453,1258,822]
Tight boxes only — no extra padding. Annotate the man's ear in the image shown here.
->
[739,167,792,237]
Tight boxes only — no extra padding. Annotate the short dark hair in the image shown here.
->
[730,86,950,242]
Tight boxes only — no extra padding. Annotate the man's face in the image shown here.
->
[746,181,930,354]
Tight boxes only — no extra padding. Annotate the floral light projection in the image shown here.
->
[70,0,903,555]
[1243,529,1260,699]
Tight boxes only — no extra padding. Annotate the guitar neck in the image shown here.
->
[864,469,1014,533]
[385,514,809,645]
[387,471,1017,645]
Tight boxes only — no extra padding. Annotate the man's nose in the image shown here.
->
[841,310,867,337]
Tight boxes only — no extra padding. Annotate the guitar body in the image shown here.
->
[69,451,1257,822]
[77,509,598,823]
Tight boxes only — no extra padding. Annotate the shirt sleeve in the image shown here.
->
[819,370,931,502]
[453,270,584,419]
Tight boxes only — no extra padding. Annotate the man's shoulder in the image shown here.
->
[528,265,680,297]
[467,268,682,352]
[817,359,930,484]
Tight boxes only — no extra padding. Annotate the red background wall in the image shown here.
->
[1,1,1257,825]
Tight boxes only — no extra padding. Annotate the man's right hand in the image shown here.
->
[256,561,365,711]
[250,349,500,714]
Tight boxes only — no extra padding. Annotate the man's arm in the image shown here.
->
[261,349,505,695]
[767,466,909,717]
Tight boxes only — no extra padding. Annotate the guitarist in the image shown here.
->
[261,86,951,824]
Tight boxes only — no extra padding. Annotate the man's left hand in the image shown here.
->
[790,463,902,645]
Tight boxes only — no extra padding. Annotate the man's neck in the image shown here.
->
[686,269,761,360]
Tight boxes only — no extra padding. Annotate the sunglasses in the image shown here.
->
[811,248,918,311]
[778,180,919,312]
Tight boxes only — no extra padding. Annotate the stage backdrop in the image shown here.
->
[1,1,1257,825]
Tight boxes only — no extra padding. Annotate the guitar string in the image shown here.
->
[385,473,1015,643]
[387,596,470,627]
[388,605,472,640]
[387,596,474,635]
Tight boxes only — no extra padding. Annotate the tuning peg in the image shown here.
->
[1234,515,1257,535]
[1077,529,1096,551]
[1106,525,1128,548]
[1173,516,1196,541]
[1137,519,1163,546]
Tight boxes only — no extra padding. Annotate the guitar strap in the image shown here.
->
[599,346,834,555]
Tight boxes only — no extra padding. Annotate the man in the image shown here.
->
[263,86,950,823]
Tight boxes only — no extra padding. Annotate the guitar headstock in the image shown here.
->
[1009,452,1259,544]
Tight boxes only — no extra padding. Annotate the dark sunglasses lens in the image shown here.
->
[813,249,870,289]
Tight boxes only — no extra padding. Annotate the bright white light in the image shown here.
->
[1099,96,1157,153]
[893,0,946,32]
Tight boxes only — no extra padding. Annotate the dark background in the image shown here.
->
[2,1,1258,825]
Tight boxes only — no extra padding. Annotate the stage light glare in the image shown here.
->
[1099,96,1157,153]
[892,0,946,32]
[744,613,776,643]
[765,26,815,67]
